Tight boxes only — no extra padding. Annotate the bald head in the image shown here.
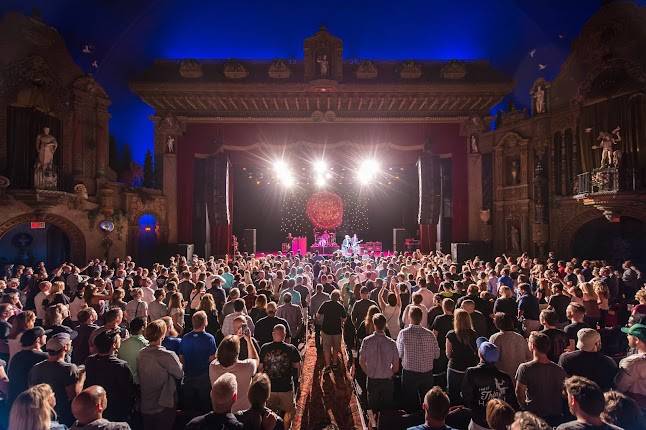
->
[72,385,107,425]
[272,323,287,342]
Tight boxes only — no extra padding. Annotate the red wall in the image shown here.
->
[177,122,467,246]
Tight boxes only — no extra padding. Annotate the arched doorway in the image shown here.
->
[572,217,646,266]
[0,222,71,270]
[136,213,159,267]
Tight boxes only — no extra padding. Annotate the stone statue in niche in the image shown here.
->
[510,159,520,185]
[534,85,546,114]
[470,135,479,154]
[593,127,621,168]
[510,224,521,253]
[166,135,175,153]
[316,54,329,77]
[34,126,58,190]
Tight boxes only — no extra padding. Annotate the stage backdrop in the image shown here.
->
[232,166,417,251]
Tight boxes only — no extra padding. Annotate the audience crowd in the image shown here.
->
[0,249,644,430]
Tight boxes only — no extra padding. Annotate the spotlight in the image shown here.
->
[315,176,326,187]
[313,160,328,173]
[273,160,288,173]
[281,174,295,188]
[357,159,380,184]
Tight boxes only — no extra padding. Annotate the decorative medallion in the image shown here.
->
[179,60,203,78]
[223,62,248,79]
[440,61,467,79]
[356,60,378,79]
[268,59,291,79]
[400,61,422,79]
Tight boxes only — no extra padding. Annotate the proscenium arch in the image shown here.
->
[0,213,86,265]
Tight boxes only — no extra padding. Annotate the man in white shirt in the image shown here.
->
[141,278,156,304]
[33,281,51,322]
[221,299,254,336]
[616,323,646,408]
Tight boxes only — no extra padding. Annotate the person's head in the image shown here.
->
[104,308,123,327]
[9,310,36,339]
[330,289,341,302]
[486,399,515,430]
[44,304,64,327]
[602,390,643,429]
[364,305,381,328]
[461,299,476,313]
[129,316,147,335]
[248,373,271,409]
[144,319,166,344]
[19,326,47,349]
[192,310,208,331]
[211,373,237,414]
[94,329,121,355]
[408,306,423,325]
[493,312,515,332]
[477,337,500,364]
[564,376,605,420]
[442,298,455,314]
[422,387,450,425]
[510,412,550,430]
[168,292,183,309]
[539,309,559,328]
[315,283,324,293]
[9,383,56,430]
[216,335,240,367]
[372,313,387,332]
[528,331,551,357]
[566,302,586,322]
[77,307,97,325]
[71,385,109,425]
[283,292,292,304]
[272,323,287,343]
[453,308,473,333]
[233,298,245,312]
[45,332,73,358]
[266,301,277,316]
[154,288,166,302]
[255,294,267,309]
[577,328,602,352]
[161,316,178,337]
[621,323,646,352]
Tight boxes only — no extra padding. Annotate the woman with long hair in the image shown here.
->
[9,383,64,430]
[445,308,478,404]
[168,292,185,335]
[197,293,221,340]
[581,282,601,327]
[7,310,35,359]
[249,294,268,324]
[378,280,402,339]
[161,315,182,354]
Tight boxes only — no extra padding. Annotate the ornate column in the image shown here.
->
[417,148,440,252]
[153,114,185,244]
[95,100,110,179]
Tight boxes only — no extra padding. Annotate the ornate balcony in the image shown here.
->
[574,168,646,221]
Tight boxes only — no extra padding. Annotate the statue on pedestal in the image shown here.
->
[316,54,329,77]
[534,85,545,114]
[594,127,621,168]
[34,127,58,189]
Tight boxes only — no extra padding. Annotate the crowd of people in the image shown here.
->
[0,249,644,430]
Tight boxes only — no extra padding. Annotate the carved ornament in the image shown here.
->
[441,61,467,80]
[400,61,422,79]
[223,62,248,79]
[179,60,203,79]
[356,60,378,79]
[268,60,291,79]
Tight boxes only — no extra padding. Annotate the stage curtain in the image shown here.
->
[206,153,232,257]
[417,152,440,252]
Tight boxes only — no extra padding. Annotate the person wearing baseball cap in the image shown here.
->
[7,327,48,408]
[558,328,617,391]
[28,332,84,426]
[462,337,518,429]
[616,323,646,408]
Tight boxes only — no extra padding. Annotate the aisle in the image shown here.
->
[293,336,366,430]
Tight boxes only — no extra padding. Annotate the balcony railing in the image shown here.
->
[575,168,641,196]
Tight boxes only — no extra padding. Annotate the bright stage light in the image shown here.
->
[357,159,380,184]
[315,176,326,187]
[280,174,295,188]
[273,160,288,173]
[313,160,328,173]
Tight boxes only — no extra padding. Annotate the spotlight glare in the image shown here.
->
[315,176,326,187]
[357,159,380,185]
[313,160,328,172]
[281,175,295,188]
[273,160,288,173]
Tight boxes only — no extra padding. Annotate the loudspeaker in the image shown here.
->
[451,242,478,263]
[393,228,406,253]
[157,243,194,263]
[242,229,257,254]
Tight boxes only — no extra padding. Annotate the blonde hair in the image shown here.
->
[198,293,216,313]
[581,282,598,300]
[636,288,646,305]
[51,281,65,295]
[453,308,474,341]
[161,316,178,337]
[10,384,55,430]
[145,319,167,343]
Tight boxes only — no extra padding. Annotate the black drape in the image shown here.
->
[6,106,62,188]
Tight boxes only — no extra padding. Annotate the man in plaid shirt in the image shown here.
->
[396,306,440,412]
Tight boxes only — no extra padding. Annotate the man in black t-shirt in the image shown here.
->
[259,324,301,429]
[556,376,621,430]
[548,283,572,325]
[558,329,617,392]
[564,303,589,350]
[7,327,48,408]
[540,309,570,363]
[254,302,291,347]
[317,290,347,371]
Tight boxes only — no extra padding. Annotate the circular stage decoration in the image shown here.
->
[306,191,344,229]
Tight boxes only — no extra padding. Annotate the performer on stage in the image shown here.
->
[341,235,352,255]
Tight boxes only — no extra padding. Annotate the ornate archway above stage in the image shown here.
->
[306,191,343,230]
